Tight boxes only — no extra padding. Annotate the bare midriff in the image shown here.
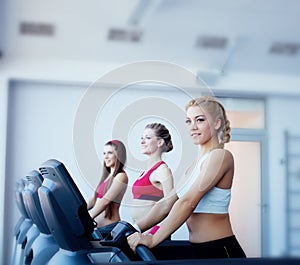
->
[187,212,234,243]
[130,199,156,222]
[93,202,121,227]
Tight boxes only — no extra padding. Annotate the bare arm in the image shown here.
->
[89,172,128,218]
[136,190,178,231]
[128,149,233,249]
[86,193,97,211]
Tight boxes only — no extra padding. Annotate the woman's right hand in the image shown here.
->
[127,232,153,252]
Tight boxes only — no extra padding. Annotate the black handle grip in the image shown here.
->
[136,244,156,261]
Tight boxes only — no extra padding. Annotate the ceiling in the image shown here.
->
[106,0,300,75]
[1,0,300,90]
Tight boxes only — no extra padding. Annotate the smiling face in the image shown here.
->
[185,105,219,146]
[103,144,117,168]
[140,128,161,156]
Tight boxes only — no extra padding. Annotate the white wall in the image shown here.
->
[0,79,8,265]
[3,81,90,265]
[267,96,300,256]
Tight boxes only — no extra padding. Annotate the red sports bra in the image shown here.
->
[132,161,165,201]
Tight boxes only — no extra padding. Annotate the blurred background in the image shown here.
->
[1,0,300,264]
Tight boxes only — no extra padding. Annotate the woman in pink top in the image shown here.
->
[131,123,177,235]
[87,140,128,228]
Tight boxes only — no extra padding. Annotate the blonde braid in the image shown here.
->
[218,105,231,147]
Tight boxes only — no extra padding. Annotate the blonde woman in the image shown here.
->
[128,97,246,259]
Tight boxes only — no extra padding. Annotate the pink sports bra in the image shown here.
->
[96,170,126,200]
[96,180,108,199]
[132,161,165,201]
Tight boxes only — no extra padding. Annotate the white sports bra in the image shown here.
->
[177,152,231,214]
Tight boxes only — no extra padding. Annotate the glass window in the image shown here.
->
[217,97,265,129]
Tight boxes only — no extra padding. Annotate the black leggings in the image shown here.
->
[190,235,246,259]
[152,235,246,260]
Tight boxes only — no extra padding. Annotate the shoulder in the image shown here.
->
[152,162,173,180]
[158,162,173,174]
[115,171,128,183]
[207,148,234,165]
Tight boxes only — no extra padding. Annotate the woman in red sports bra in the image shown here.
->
[131,123,177,235]
[87,140,128,228]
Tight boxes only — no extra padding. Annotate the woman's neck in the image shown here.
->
[146,154,162,169]
[199,138,222,156]
[110,166,116,176]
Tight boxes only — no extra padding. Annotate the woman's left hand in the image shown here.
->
[127,232,153,252]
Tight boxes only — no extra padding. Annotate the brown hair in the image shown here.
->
[97,140,127,218]
[145,123,173,152]
[186,96,231,148]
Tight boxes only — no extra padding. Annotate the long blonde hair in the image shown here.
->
[186,96,231,148]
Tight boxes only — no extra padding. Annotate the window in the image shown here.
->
[218,97,265,129]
